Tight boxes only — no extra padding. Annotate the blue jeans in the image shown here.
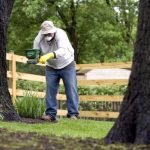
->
[45,65,79,119]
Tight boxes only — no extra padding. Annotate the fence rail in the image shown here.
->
[7,52,131,119]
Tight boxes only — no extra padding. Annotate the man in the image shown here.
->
[33,20,79,122]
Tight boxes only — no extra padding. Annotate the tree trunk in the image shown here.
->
[66,0,78,63]
[56,0,79,63]
[0,0,20,121]
[104,0,150,144]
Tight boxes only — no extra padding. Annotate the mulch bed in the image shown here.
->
[21,117,46,124]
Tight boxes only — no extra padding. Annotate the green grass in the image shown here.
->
[0,119,113,139]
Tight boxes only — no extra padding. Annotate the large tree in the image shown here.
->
[105,0,150,144]
[0,0,20,121]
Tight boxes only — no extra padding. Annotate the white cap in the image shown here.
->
[41,21,57,35]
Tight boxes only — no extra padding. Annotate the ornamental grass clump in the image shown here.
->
[15,92,45,119]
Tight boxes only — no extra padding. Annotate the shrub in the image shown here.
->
[17,80,45,92]
[77,85,127,95]
[17,80,127,95]
[79,101,113,111]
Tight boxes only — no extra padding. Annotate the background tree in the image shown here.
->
[0,0,20,121]
[114,0,138,46]
[7,0,138,63]
[104,0,150,144]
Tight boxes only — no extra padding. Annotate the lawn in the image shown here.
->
[0,118,114,139]
[1,119,150,150]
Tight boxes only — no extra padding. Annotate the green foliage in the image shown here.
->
[77,85,127,95]
[77,85,126,111]
[77,0,137,63]
[16,62,45,76]
[17,80,127,95]
[7,0,138,64]
[15,92,45,119]
[7,0,49,54]
[22,0,47,19]
[16,80,127,97]
[79,101,113,111]
[17,80,45,92]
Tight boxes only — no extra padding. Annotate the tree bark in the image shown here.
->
[0,0,20,121]
[104,0,150,144]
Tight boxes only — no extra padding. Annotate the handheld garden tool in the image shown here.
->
[25,49,41,64]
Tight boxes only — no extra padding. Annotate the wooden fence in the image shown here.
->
[7,52,132,119]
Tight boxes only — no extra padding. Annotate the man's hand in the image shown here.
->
[39,52,54,64]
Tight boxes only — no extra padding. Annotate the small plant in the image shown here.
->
[15,92,45,119]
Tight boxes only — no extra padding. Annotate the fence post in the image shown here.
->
[8,51,16,103]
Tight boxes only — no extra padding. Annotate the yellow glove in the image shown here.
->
[39,52,54,64]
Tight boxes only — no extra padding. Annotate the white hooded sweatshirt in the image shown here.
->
[33,28,74,69]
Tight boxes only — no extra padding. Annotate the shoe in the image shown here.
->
[67,115,78,120]
[70,116,78,119]
[41,115,58,123]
